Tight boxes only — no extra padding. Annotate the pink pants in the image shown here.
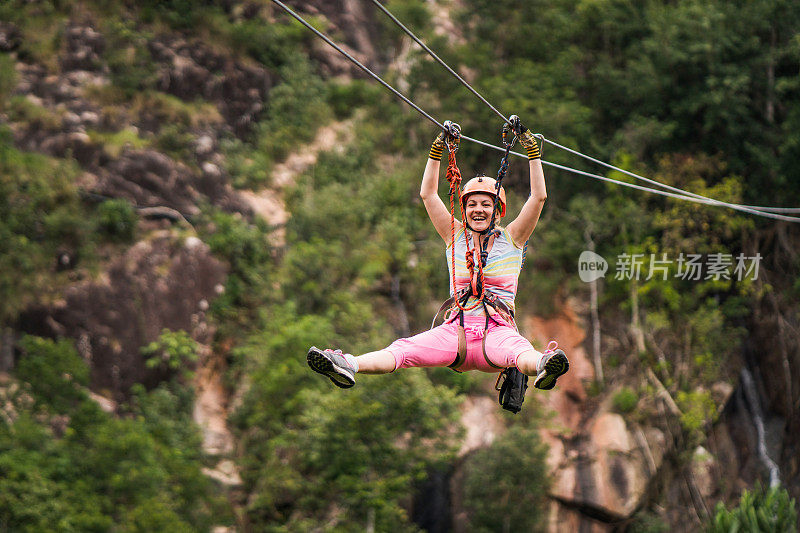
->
[386,315,536,373]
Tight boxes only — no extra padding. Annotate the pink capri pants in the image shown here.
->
[386,315,535,373]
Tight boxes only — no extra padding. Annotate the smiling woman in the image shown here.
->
[307,117,569,404]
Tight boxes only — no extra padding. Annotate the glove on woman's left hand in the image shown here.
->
[509,115,540,160]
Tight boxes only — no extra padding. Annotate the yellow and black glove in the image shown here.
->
[428,130,446,160]
[510,115,541,160]
[428,120,460,160]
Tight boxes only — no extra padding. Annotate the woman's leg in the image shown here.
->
[355,349,397,374]
[515,349,543,376]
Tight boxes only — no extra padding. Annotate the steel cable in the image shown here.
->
[272,0,800,222]
[372,0,800,219]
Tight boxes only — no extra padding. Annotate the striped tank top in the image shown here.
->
[445,225,524,317]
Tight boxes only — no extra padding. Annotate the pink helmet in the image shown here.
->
[460,176,506,218]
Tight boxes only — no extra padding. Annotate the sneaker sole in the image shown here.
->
[533,351,569,390]
[307,348,355,389]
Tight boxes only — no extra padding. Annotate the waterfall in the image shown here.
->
[740,368,780,487]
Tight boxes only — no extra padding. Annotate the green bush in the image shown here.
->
[96,198,137,242]
[253,56,332,164]
[102,19,158,98]
[676,389,717,439]
[0,54,16,108]
[0,131,89,323]
[142,328,199,380]
[1,336,226,531]
[709,485,798,533]
[15,336,89,414]
[327,80,382,120]
[461,425,550,532]
[154,123,195,161]
[613,387,639,414]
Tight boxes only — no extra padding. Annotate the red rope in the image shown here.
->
[446,146,483,312]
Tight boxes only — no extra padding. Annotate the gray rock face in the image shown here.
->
[94,149,202,216]
[148,36,272,137]
[0,21,21,52]
[61,24,106,72]
[18,233,226,401]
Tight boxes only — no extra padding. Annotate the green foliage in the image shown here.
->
[142,328,199,379]
[219,55,332,188]
[0,55,16,108]
[6,95,64,131]
[0,130,90,324]
[224,15,313,70]
[676,389,718,442]
[327,79,383,120]
[96,198,138,242]
[0,0,66,67]
[198,207,274,332]
[15,336,89,414]
[461,424,550,532]
[137,0,217,30]
[154,123,196,161]
[253,57,333,165]
[88,126,152,158]
[101,18,158,98]
[709,485,798,533]
[613,386,639,414]
[628,510,669,533]
[219,135,274,190]
[1,337,225,531]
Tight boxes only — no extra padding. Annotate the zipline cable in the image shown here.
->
[467,136,800,222]
[544,137,800,217]
[369,0,511,127]
[270,0,444,131]
[272,0,800,223]
[372,0,800,218]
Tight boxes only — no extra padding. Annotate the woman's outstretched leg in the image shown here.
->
[355,350,397,374]
[306,347,398,389]
[516,345,570,390]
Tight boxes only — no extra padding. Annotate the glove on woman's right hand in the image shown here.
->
[429,120,460,160]
[429,130,446,160]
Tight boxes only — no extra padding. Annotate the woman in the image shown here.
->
[307,118,568,391]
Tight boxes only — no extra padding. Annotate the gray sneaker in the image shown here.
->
[533,342,569,390]
[307,346,356,389]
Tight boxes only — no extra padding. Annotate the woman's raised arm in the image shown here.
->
[420,127,462,242]
[506,119,546,246]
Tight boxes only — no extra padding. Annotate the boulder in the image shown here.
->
[60,24,106,72]
[17,232,226,400]
[94,149,201,216]
[0,21,21,52]
[148,37,272,136]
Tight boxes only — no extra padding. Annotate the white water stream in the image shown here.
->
[740,368,780,488]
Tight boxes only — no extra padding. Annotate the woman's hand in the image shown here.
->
[429,120,460,160]
[509,115,540,160]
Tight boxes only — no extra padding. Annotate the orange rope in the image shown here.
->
[446,145,484,312]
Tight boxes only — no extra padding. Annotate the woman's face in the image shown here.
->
[464,192,495,232]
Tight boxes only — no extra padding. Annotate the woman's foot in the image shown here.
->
[307,347,357,388]
[533,342,569,390]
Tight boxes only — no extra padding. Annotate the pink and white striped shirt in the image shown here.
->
[445,225,524,317]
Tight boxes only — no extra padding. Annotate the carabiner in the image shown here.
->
[501,121,517,149]
[443,120,461,153]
